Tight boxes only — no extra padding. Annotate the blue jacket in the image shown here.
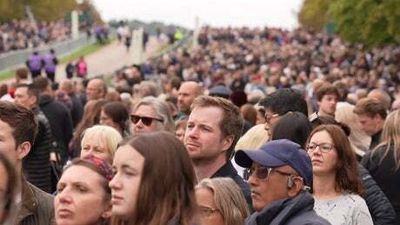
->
[246,191,331,225]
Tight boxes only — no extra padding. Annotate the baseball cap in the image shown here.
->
[235,139,312,186]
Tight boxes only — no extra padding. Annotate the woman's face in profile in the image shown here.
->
[54,165,111,225]
[109,145,144,220]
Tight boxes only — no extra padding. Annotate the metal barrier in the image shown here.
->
[0,34,95,72]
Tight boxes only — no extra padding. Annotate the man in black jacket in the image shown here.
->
[184,96,251,207]
[33,77,73,165]
[235,139,330,225]
[14,84,54,193]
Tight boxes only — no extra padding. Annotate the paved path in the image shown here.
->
[56,36,162,81]
[0,36,162,85]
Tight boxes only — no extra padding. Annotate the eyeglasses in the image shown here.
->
[244,165,294,181]
[306,143,335,153]
[197,205,220,218]
[130,115,163,126]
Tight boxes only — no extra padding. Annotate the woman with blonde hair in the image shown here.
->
[195,177,249,225]
[362,110,400,223]
[80,125,123,163]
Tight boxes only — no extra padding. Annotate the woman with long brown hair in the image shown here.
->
[306,124,373,225]
[110,131,197,225]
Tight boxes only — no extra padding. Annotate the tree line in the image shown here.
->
[0,0,102,24]
[298,0,400,48]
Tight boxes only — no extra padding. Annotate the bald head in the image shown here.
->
[86,78,107,101]
[177,81,202,115]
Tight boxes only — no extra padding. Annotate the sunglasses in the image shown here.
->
[130,115,163,126]
[244,165,293,180]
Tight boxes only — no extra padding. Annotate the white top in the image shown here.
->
[314,193,373,225]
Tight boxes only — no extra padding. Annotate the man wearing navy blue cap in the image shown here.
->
[235,139,330,225]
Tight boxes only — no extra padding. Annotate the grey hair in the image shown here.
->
[134,97,175,132]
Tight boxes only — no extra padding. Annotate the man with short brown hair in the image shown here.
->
[315,84,339,117]
[0,101,54,225]
[184,96,251,205]
[354,97,387,149]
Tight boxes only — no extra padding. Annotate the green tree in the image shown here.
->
[299,0,400,47]
[329,0,400,47]
[0,0,24,22]
[298,0,331,31]
[27,0,76,21]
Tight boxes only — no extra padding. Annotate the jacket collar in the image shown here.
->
[211,161,236,178]
[247,191,314,225]
[17,179,39,222]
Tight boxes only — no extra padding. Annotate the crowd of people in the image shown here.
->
[0,19,71,54]
[0,25,399,225]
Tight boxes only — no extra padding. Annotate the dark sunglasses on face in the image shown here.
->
[130,115,163,126]
[244,165,293,181]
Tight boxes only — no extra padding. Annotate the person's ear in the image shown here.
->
[287,176,304,197]
[221,135,234,152]
[17,141,31,160]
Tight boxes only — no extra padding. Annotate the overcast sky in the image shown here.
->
[91,0,303,30]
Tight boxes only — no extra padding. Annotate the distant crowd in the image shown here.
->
[0,26,400,225]
[0,19,71,54]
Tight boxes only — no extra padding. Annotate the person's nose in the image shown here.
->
[57,187,72,204]
[186,126,199,140]
[134,119,145,129]
[109,173,122,190]
[311,146,323,156]
[248,172,259,188]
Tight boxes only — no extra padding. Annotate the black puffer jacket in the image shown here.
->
[23,108,53,193]
[39,95,73,165]
[358,163,397,225]
[360,148,399,225]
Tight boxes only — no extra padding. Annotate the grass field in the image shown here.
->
[0,42,106,82]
